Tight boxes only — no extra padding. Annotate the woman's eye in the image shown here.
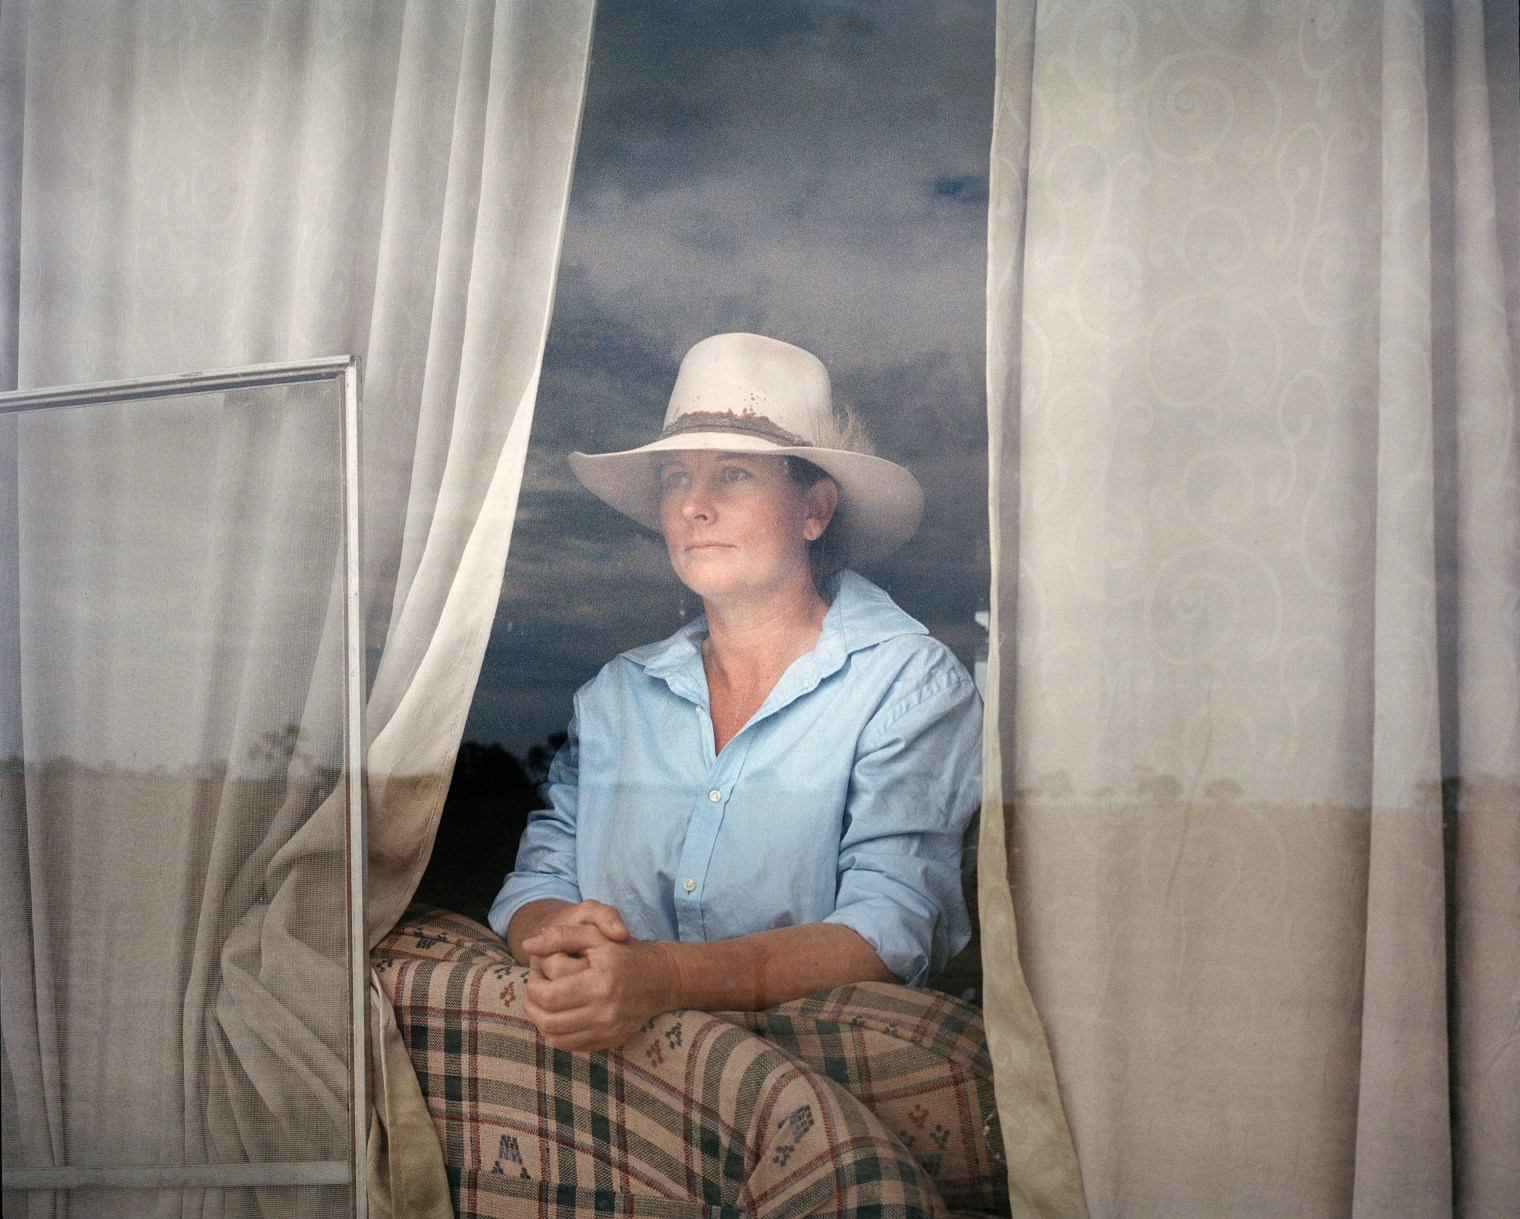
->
[659,470,689,492]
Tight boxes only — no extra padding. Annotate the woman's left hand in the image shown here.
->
[521,921,680,1051]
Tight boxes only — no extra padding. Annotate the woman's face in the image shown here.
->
[657,451,837,606]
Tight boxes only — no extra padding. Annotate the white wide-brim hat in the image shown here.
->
[570,332,924,567]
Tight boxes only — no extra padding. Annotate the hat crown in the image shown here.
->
[664,333,834,446]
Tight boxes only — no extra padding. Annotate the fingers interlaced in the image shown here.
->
[531,951,591,981]
[524,921,610,958]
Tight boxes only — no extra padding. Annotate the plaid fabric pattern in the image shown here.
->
[720,987,1005,1213]
[374,907,1009,1219]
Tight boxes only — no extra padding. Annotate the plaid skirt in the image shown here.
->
[373,907,1009,1219]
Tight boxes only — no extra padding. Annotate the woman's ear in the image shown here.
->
[802,478,840,541]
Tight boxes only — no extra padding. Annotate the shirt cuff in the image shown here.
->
[487,874,583,941]
[822,903,933,988]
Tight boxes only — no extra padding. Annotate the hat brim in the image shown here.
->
[569,432,924,568]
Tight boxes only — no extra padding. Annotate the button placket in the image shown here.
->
[672,719,755,943]
[674,767,729,938]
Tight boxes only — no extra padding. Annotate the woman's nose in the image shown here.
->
[680,479,714,521]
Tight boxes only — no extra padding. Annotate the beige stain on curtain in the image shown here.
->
[986,0,1518,1216]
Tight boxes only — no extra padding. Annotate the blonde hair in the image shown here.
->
[810,403,876,455]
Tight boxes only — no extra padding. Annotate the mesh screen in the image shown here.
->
[2,372,360,1217]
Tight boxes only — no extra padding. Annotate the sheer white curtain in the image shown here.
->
[985,1,1518,1215]
[2,1,593,1214]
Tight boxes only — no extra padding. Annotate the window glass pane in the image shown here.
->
[435,5,994,1000]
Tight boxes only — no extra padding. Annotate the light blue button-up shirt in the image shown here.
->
[488,571,981,985]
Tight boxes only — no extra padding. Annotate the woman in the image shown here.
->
[487,331,982,1053]
[382,333,1001,1216]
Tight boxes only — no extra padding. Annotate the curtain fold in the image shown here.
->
[985,0,1518,1214]
[1445,5,1520,1213]
[980,5,1087,1219]
[2,2,593,1214]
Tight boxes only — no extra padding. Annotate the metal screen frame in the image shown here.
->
[0,357,369,1216]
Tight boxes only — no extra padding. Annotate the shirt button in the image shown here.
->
[708,789,722,802]
[682,878,696,892]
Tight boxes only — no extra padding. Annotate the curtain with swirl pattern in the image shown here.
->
[984,1,1519,1215]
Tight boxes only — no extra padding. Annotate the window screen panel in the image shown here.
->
[1,360,366,1218]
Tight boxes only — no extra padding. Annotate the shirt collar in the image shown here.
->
[629,571,928,708]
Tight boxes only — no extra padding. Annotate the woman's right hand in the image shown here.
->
[520,906,680,1050]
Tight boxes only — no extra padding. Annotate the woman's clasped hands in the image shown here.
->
[521,900,681,1052]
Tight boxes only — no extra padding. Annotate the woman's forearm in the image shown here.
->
[661,922,894,1012]
[518,914,896,1050]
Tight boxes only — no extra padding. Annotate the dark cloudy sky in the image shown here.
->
[464,0,995,754]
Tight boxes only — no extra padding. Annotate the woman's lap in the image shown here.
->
[374,907,1007,1219]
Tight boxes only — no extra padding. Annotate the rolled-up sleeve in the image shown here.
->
[822,660,981,986]
[486,714,585,939]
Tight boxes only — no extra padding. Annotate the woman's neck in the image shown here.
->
[699,579,828,751]
[701,580,828,683]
